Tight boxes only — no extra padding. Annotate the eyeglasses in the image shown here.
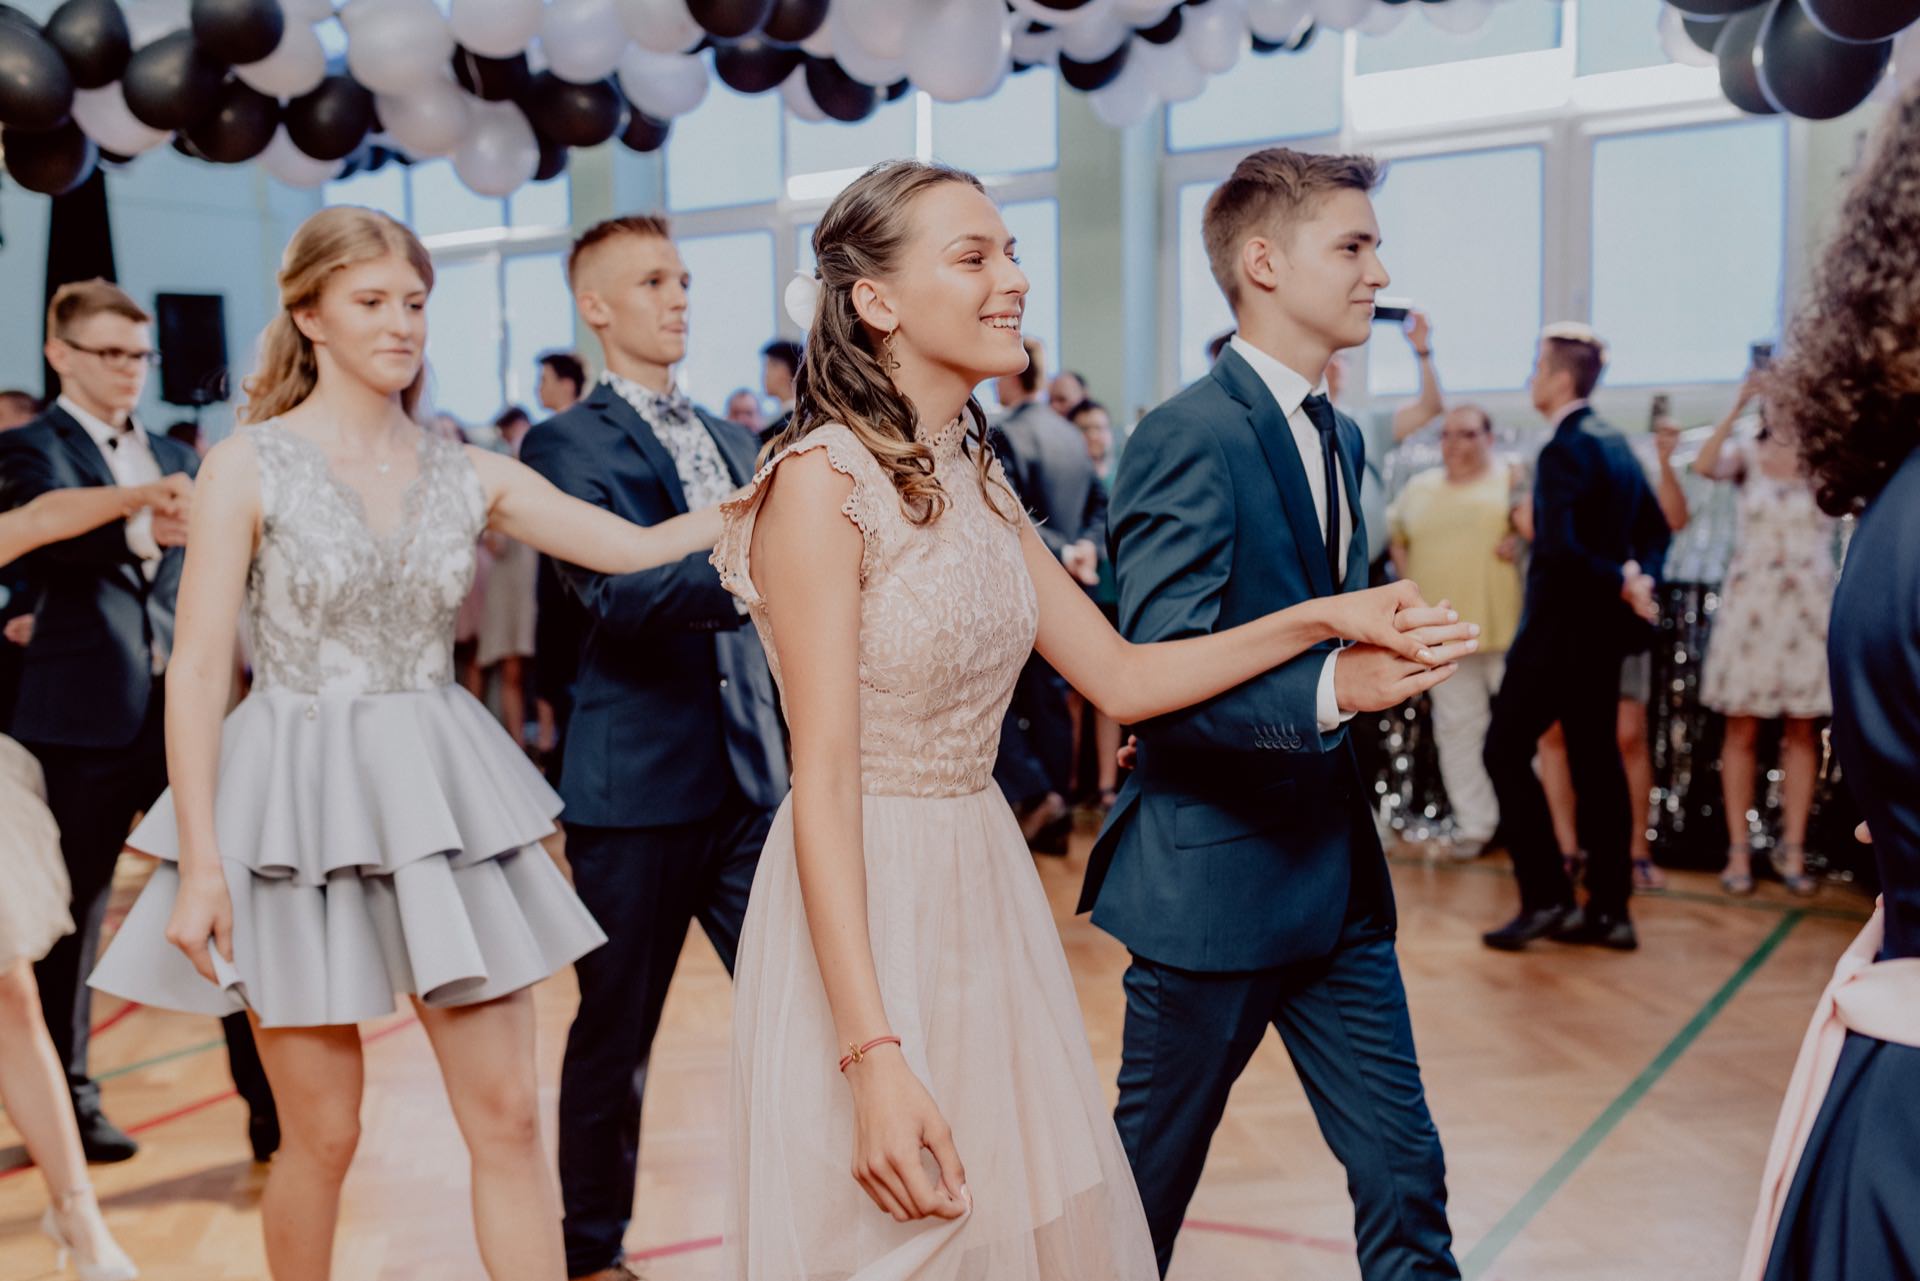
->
[59,338,161,369]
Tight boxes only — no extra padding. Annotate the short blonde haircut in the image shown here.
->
[1202,147,1382,308]
[47,279,149,340]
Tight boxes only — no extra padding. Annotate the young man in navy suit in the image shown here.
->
[519,216,788,1281]
[1084,149,1461,1279]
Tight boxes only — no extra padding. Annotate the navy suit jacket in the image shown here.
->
[1079,349,1386,973]
[518,382,787,829]
[0,405,198,750]
[1510,406,1671,667]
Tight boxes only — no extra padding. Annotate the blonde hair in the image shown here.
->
[1202,148,1382,308]
[242,206,436,425]
[47,279,148,338]
[774,160,1015,527]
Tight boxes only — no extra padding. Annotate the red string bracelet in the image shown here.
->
[839,1035,902,1073]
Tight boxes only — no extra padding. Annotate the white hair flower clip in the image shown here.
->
[784,271,823,332]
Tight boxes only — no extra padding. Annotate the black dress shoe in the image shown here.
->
[75,1108,139,1163]
[1482,905,1572,952]
[249,1109,281,1163]
[1551,909,1638,951]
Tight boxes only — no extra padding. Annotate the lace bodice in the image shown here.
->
[247,422,487,696]
[714,420,1038,798]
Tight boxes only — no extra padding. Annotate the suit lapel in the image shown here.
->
[47,407,117,488]
[1211,350,1334,598]
[701,411,756,486]
[592,383,690,515]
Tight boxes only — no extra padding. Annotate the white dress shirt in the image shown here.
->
[1228,336,1354,734]
[59,394,163,573]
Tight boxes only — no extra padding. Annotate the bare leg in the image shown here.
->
[498,655,527,749]
[535,698,558,755]
[0,961,129,1268]
[1719,715,1760,881]
[1617,699,1653,864]
[249,1017,366,1281]
[1537,722,1579,858]
[1066,689,1086,800]
[1779,718,1820,869]
[415,991,565,1281]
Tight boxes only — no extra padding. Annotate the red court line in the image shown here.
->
[91,1000,143,1037]
[630,1234,725,1263]
[1184,1217,1353,1255]
[125,1087,239,1137]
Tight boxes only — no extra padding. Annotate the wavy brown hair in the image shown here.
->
[242,207,435,425]
[769,160,1014,526]
[1772,86,1920,516]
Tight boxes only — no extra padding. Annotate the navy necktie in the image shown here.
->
[1301,393,1342,588]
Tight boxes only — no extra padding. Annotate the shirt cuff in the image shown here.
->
[124,511,162,563]
[1317,649,1354,734]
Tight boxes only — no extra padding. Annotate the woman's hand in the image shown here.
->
[164,864,234,986]
[135,473,193,520]
[845,1048,968,1223]
[1323,581,1479,664]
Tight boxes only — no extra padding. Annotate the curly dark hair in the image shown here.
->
[1773,85,1920,517]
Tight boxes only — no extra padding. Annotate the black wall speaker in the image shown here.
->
[155,292,228,407]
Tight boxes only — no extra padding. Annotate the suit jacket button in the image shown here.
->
[719,677,730,689]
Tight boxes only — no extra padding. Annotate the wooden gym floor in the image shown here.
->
[0,830,1868,1280]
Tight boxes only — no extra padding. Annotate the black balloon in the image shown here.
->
[3,119,95,192]
[1670,0,1766,14]
[1800,0,1920,43]
[1715,6,1779,113]
[1682,14,1725,53]
[522,72,622,147]
[619,108,670,151]
[802,55,877,121]
[687,0,773,40]
[1758,0,1891,117]
[183,78,278,161]
[762,0,828,44]
[884,76,910,100]
[714,36,799,93]
[534,130,566,180]
[452,47,531,101]
[123,30,224,130]
[190,0,284,66]
[1026,0,1094,8]
[44,0,130,89]
[0,20,74,131]
[1135,8,1182,43]
[1058,38,1130,91]
[284,73,373,160]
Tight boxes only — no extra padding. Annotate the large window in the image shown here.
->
[1577,0,1669,77]
[680,230,777,408]
[666,81,782,212]
[1175,181,1232,390]
[1367,147,1544,395]
[1590,119,1786,385]
[1166,35,1344,153]
[1003,198,1061,379]
[1355,3,1561,75]
[786,94,917,200]
[932,68,1058,175]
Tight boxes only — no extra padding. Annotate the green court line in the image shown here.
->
[95,1036,227,1083]
[1458,909,1804,1280]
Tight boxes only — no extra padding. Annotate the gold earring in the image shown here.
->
[881,328,900,372]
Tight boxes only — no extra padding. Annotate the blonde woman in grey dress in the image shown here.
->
[0,475,186,1281]
[87,208,726,1281]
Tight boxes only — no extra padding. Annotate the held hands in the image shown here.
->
[3,614,31,647]
[146,473,194,547]
[1061,540,1100,588]
[845,1046,969,1223]
[1325,580,1480,666]
[1620,560,1658,624]
[1653,418,1682,466]
[164,865,235,986]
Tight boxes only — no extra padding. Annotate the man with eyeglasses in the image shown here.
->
[0,279,200,1163]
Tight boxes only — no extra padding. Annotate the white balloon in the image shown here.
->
[1140,35,1204,102]
[450,0,543,59]
[453,101,539,195]
[779,65,826,121]
[907,0,1011,102]
[1656,5,1717,70]
[377,80,474,157]
[1423,0,1493,36]
[258,126,340,187]
[1116,0,1177,23]
[345,0,456,96]
[1310,0,1373,31]
[235,21,328,98]
[617,0,703,52]
[1010,21,1061,65]
[1245,0,1310,42]
[70,83,171,155]
[617,44,710,117]
[1060,9,1128,61]
[1357,2,1406,36]
[832,0,914,61]
[1089,79,1157,128]
[831,25,910,85]
[1895,21,1920,89]
[279,0,334,20]
[1182,0,1247,75]
[542,0,630,82]
[799,18,834,57]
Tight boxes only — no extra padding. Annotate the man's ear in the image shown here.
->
[1240,236,1280,297]
[575,289,611,332]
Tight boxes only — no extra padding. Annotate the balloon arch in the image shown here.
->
[0,0,1915,198]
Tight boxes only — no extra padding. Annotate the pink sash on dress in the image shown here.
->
[1739,903,1920,1280]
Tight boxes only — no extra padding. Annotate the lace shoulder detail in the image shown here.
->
[713,423,897,606]
[246,421,314,533]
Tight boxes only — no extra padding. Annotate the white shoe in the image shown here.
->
[41,1189,138,1281]
[1447,836,1491,862]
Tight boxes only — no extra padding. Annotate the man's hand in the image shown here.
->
[152,513,190,547]
[1404,310,1432,355]
[3,614,32,647]
[1334,643,1458,714]
[1061,540,1100,588]
[1495,533,1523,563]
[1116,734,1138,773]
[1620,560,1657,624]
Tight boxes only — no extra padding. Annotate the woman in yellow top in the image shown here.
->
[1388,405,1524,858]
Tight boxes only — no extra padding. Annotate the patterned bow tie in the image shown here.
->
[604,371,696,429]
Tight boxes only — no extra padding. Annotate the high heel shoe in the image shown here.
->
[1771,846,1819,898]
[40,1187,137,1281]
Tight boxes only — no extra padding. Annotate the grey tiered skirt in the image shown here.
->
[90,684,606,1027]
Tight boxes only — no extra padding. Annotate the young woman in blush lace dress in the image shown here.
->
[714,161,1477,1281]
[86,207,727,1281]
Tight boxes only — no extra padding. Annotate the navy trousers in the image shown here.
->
[1113,902,1457,1280]
[556,783,771,1277]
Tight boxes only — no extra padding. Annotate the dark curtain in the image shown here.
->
[41,167,117,400]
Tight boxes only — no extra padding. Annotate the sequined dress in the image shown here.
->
[90,423,605,1027]
[713,422,1158,1280]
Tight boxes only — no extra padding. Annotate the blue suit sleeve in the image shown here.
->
[1109,412,1329,756]
[518,417,743,639]
[1532,438,1626,597]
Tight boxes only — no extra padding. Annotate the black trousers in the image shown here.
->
[993,655,1073,809]
[1483,647,1633,917]
[557,782,772,1277]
